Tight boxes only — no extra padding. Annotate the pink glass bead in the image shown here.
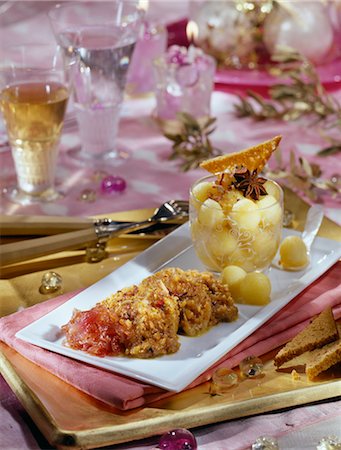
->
[239,355,264,378]
[101,175,126,194]
[158,428,197,450]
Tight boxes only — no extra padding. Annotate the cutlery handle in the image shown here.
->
[0,214,93,236]
[0,227,98,266]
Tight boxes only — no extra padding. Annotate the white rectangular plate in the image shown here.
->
[16,223,341,392]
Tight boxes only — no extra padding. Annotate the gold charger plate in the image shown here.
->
[1,342,340,450]
[0,188,340,448]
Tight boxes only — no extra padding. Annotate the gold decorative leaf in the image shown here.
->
[234,49,341,149]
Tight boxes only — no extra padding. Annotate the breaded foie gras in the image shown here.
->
[142,268,238,337]
[63,279,180,358]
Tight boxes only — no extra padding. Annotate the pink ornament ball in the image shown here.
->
[101,175,126,194]
[158,428,197,450]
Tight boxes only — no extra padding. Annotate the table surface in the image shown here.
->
[0,2,341,450]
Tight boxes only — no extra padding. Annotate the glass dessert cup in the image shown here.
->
[189,174,284,273]
[48,1,144,167]
[0,44,71,205]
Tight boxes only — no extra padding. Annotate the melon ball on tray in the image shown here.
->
[239,272,272,306]
[279,235,309,270]
[221,265,246,301]
[221,266,272,305]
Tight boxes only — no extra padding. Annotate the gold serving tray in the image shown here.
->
[1,343,340,450]
[1,188,340,449]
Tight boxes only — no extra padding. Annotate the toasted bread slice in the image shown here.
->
[200,135,282,174]
[306,339,341,380]
[274,307,339,368]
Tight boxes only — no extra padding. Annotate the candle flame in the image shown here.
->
[186,20,199,42]
[138,0,149,12]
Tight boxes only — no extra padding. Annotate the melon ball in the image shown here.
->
[192,181,215,205]
[239,272,272,306]
[227,247,256,273]
[263,180,281,201]
[230,198,261,230]
[257,195,282,226]
[252,229,279,262]
[198,198,225,228]
[208,230,239,258]
[221,265,247,302]
[279,235,309,269]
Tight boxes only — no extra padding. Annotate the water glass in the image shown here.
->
[0,44,71,204]
[48,1,144,166]
[153,45,216,132]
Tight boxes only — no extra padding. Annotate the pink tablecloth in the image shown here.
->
[1,2,341,449]
[1,90,340,225]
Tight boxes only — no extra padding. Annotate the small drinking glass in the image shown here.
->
[189,174,283,273]
[0,44,71,204]
[153,44,216,133]
[48,1,144,167]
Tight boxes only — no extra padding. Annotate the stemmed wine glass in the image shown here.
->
[0,44,72,205]
[48,1,144,167]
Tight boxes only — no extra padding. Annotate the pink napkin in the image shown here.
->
[0,262,340,411]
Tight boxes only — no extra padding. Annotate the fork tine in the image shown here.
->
[174,200,189,210]
[169,200,189,215]
[170,199,189,208]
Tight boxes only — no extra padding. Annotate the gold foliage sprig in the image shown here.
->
[164,112,222,171]
[162,113,340,201]
[234,49,341,155]
[264,148,340,202]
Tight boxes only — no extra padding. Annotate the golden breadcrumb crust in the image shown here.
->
[63,268,238,359]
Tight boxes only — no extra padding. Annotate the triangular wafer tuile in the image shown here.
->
[274,307,339,368]
[200,135,282,174]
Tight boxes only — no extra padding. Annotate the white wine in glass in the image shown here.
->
[0,44,71,205]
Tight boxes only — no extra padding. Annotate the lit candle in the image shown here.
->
[153,44,216,128]
[138,0,149,13]
[186,20,199,45]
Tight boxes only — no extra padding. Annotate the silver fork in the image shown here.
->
[1,200,189,266]
[94,199,189,237]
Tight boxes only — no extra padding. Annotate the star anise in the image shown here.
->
[232,167,268,200]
